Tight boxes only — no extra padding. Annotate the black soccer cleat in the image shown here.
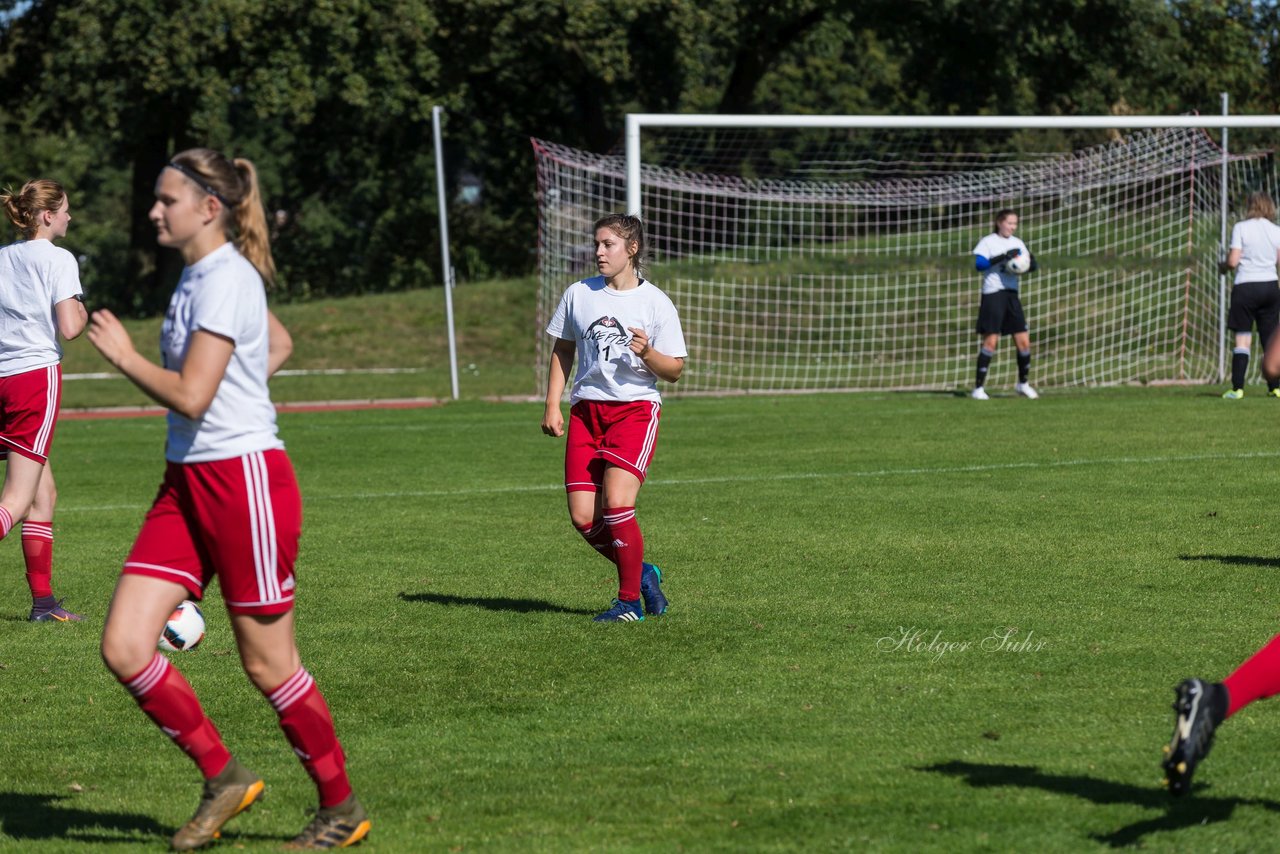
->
[640,562,668,616]
[1162,678,1226,796]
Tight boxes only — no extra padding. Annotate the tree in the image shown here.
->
[0,0,441,311]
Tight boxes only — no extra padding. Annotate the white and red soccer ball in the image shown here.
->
[158,600,206,652]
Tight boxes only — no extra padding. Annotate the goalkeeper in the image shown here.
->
[1219,191,1280,399]
[970,208,1038,400]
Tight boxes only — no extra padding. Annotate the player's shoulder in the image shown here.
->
[6,239,74,264]
[562,275,605,296]
[641,279,677,306]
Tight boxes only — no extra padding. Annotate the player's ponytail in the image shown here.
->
[1,178,65,239]
[593,213,647,277]
[168,148,277,285]
[231,158,276,286]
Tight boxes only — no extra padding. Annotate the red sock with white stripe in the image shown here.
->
[264,668,352,808]
[121,653,231,778]
[0,506,12,540]
[1223,633,1280,717]
[575,519,617,564]
[22,520,54,599]
[603,506,643,601]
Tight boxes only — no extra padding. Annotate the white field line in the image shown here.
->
[64,367,425,380]
[58,449,1280,513]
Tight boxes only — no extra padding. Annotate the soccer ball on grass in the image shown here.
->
[159,600,206,652]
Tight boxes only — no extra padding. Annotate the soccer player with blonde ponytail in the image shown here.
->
[89,148,370,850]
[0,178,87,622]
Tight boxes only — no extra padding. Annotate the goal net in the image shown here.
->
[532,122,1275,395]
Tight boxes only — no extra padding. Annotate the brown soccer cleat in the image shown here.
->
[170,758,264,850]
[284,794,371,850]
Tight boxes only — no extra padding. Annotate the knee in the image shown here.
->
[569,509,597,530]
[240,656,275,692]
[100,626,152,680]
[239,649,299,694]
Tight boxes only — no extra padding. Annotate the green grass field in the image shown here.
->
[4,385,1280,851]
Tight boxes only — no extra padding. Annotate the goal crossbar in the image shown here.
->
[626,114,1280,215]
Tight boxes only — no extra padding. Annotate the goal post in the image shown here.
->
[533,113,1279,396]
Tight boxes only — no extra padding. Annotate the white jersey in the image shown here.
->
[0,239,83,377]
[973,233,1030,295]
[160,243,284,463]
[1230,218,1280,284]
[545,275,688,404]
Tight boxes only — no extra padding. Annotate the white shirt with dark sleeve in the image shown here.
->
[973,233,1030,295]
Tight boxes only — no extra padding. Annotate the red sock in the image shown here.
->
[1223,633,1280,717]
[22,521,53,599]
[0,506,12,540]
[603,506,643,601]
[121,653,230,778]
[575,519,617,564]
[265,668,352,807]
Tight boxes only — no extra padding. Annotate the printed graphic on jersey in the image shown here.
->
[585,315,631,361]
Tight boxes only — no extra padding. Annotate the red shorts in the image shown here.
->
[122,449,302,616]
[565,400,661,492]
[0,364,60,463]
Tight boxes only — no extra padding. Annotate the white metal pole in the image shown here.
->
[432,105,460,400]
[1219,93,1230,384]
[625,113,642,216]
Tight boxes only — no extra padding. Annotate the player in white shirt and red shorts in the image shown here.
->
[0,179,88,622]
[543,214,688,622]
[88,148,370,851]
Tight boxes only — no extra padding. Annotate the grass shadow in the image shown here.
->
[920,761,1280,847]
[0,791,168,844]
[398,591,596,615]
[1179,554,1280,569]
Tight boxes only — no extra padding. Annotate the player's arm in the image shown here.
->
[975,248,1020,271]
[87,308,233,420]
[55,295,88,340]
[267,310,293,376]
[542,337,575,437]
[1220,248,1242,274]
[627,326,684,383]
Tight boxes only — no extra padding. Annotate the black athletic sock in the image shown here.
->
[975,348,993,388]
[1016,350,1031,384]
[1232,349,1249,390]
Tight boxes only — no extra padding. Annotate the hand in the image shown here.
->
[86,308,137,370]
[542,406,564,437]
[1218,260,1232,275]
[628,327,651,359]
[1010,248,1022,257]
